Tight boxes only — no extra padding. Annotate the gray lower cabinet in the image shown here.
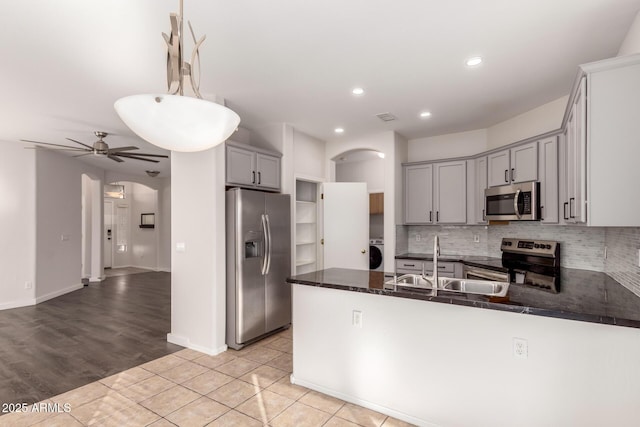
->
[226,141,281,191]
[395,260,456,278]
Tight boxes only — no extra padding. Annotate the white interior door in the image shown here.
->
[104,201,113,269]
[322,182,369,270]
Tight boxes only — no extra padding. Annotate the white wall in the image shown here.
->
[169,144,226,355]
[408,129,487,162]
[293,284,640,427]
[486,95,568,149]
[618,10,640,56]
[0,141,36,310]
[35,148,104,303]
[293,129,326,181]
[335,156,385,192]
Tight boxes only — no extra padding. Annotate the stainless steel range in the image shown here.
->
[501,238,561,293]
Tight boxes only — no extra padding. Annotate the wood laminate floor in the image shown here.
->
[0,272,182,406]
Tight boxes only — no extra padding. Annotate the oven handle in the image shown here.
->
[464,268,509,282]
[513,189,522,219]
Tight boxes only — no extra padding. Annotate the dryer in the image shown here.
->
[369,238,384,271]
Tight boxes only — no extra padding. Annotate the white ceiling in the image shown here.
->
[1,0,638,177]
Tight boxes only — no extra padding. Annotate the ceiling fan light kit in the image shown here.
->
[114,0,240,153]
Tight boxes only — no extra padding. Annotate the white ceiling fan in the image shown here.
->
[21,131,169,163]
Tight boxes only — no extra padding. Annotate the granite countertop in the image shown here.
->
[287,267,640,329]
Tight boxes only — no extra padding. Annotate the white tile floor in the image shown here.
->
[0,328,415,427]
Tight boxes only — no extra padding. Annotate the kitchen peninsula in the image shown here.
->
[287,268,640,427]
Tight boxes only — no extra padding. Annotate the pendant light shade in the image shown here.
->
[115,94,240,152]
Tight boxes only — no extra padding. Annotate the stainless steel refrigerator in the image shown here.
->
[226,188,291,350]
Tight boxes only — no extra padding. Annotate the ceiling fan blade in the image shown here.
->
[109,146,139,153]
[115,154,160,163]
[107,155,125,163]
[21,139,88,150]
[118,152,169,158]
[65,138,94,150]
[73,153,94,158]
[23,146,86,151]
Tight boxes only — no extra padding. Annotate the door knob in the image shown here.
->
[361,249,366,254]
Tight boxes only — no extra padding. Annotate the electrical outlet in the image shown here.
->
[473,234,480,243]
[352,310,363,328]
[513,338,528,359]
[415,234,421,242]
[24,281,33,290]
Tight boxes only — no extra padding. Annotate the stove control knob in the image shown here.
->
[534,244,540,248]
[546,244,552,249]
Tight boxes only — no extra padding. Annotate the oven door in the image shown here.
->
[463,266,509,282]
[485,182,539,221]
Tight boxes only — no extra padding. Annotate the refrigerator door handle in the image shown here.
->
[260,214,268,275]
[264,214,272,275]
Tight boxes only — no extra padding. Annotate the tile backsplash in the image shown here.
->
[605,227,640,296]
[398,224,640,297]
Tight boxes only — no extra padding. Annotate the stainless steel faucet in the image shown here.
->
[420,235,440,295]
[432,235,440,295]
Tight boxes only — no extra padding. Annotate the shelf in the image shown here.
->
[296,200,316,205]
[296,259,316,267]
[296,240,316,245]
[296,221,316,225]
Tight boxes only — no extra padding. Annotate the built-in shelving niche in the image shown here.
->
[295,180,320,275]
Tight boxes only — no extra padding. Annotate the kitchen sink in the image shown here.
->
[385,274,509,297]
[440,278,509,297]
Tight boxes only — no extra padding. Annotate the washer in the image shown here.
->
[369,238,384,271]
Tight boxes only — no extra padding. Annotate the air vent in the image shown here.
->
[375,112,397,122]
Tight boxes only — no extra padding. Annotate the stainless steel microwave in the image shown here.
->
[484,181,540,221]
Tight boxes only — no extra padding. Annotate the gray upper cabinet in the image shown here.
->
[538,136,559,223]
[564,77,587,224]
[488,141,538,187]
[434,161,466,224]
[226,141,281,191]
[404,164,433,224]
[475,156,488,224]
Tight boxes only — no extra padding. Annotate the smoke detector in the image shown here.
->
[375,112,397,122]
[146,170,160,177]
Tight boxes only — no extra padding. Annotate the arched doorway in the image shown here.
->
[104,181,161,274]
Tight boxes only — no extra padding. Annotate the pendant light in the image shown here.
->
[114,0,240,152]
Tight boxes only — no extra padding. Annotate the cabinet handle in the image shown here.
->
[405,263,415,267]
[482,209,485,221]
[511,168,515,182]
[252,171,256,184]
[569,198,575,218]
[257,172,261,184]
[504,170,508,183]
[540,205,544,220]
[429,211,432,222]
[436,211,439,222]
[438,266,447,269]
[563,202,569,220]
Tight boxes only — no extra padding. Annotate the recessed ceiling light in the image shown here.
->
[420,111,432,118]
[465,56,483,67]
[377,152,385,159]
[352,87,364,96]
[334,128,344,134]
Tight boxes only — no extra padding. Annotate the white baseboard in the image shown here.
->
[35,283,84,304]
[0,298,37,311]
[167,333,228,356]
[89,276,103,283]
[290,376,432,427]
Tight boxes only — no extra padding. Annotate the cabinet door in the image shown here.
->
[475,156,488,223]
[369,193,384,215]
[539,137,558,223]
[510,141,538,183]
[487,149,510,187]
[566,77,587,224]
[404,164,433,224]
[434,161,466,224]
[256,153,280,190]
[226,145,256,186]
